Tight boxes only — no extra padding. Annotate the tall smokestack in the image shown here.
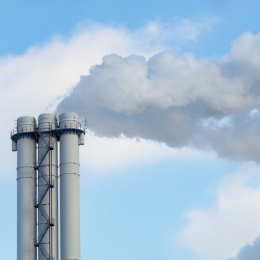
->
[59,112,84,260]
[11,112,85,260]
[13,116,37,260]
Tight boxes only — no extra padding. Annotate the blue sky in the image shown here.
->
[2,1,260,259]
[2,0,260,56]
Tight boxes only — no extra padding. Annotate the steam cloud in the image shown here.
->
[57,31,260,162]
[229,236,260,260]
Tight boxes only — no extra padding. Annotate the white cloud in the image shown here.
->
[177,164,260,260]
[171,16,220,43]
[132,16,219,49]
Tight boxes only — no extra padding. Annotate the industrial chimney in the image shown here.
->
[11,112,85,260]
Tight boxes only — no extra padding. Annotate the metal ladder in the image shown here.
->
[34,131,55,260]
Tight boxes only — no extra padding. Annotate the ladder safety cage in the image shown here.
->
[34,126,55,260]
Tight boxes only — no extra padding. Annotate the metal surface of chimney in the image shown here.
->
[59,112,83,260]
[15,116,37,260]
[11,112,85,260]
[37,113,59,260]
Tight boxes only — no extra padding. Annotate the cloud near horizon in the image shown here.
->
[177,165,260,260]
[57,31,260,162]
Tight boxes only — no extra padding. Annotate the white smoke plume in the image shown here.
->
[57,31,260,162]
[229,236,260,260]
